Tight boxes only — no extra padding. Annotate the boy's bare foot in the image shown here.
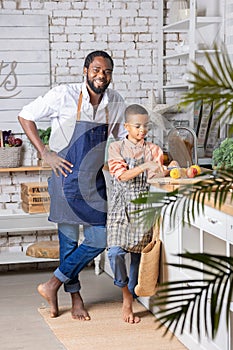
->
[122,286,141,324]
[71,292,90,321]
[37,276,62,318]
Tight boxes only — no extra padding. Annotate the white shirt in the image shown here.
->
[19,83,126,152]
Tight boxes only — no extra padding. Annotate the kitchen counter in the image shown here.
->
[149,175,233,217]
[204,192,232,216]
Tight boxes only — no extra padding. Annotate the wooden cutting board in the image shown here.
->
[148,174,212,191]
[148,174,211,185]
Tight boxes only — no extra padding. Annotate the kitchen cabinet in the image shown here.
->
[142,184,233,350]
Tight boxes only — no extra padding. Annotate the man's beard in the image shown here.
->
[86,75,110,94]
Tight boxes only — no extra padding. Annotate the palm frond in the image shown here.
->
[180,43,233,126]
[154,253,233,339]
[132,169,233,228]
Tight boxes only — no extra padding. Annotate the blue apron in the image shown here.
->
[48,92,108,226]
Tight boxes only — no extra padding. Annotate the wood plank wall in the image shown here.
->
[0,14,50,132]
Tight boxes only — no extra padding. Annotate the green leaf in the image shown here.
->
[153,253,233,339]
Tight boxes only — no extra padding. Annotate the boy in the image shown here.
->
[107,104,168,324]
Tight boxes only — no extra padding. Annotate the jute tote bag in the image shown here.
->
[134,219,162,297]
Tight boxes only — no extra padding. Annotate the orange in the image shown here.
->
[170,168,181,179]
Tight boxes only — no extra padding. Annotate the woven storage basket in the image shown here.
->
[0,146,22,168]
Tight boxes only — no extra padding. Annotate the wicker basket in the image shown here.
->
[0,146,22,168]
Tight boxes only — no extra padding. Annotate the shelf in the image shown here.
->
[163,52,189,60]
[0,210,57,233]
[196,16,222,27]
[163,49,220,61]
[195,49,221,54]
[0,166,51,173]
[162,84,189,90]
[163,16,222,32]
[0,250,59,265]
[163,18,189,32]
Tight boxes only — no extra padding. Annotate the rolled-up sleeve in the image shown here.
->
[18,85,67,122]
[150,143,164,164]
[108,142,128,180]
[19,95,58,121]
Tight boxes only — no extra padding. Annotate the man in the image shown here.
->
[18,50,126,320]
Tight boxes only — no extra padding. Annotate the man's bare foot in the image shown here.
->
[122,286,141,324]
[37,276,62,318]
[71,292,90,321]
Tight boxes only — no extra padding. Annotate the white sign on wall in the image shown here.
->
[0,14,50,132]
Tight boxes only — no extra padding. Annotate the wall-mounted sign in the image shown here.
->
[0,14,50,132]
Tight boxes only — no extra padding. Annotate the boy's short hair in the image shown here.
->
[125,104,148,122]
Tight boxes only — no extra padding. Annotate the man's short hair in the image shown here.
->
[84,51,114,69]
[125,104,148,122]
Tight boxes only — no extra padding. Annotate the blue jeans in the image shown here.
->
[54,223,106,293]
[107,246,141,298]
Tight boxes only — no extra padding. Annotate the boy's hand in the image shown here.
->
[167,160,180,168]
[139,161,164,173]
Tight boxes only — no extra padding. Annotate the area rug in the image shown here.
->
[38,301,187,350]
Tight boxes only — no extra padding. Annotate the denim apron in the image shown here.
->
[48,92,108,226]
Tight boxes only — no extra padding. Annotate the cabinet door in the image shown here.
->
[202,301,228,350]
[185,205,227,239]
[161,211,183,283]
[181,222,202,279]
[227,214,233,244]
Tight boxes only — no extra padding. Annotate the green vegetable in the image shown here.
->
[38,127,51,145]
[212,138,233,169]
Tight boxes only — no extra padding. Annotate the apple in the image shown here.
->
[14,138,23,147]
[186,166,198,178]
[7,135,16,146]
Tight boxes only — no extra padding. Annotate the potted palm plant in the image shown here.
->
[133,44,233,340]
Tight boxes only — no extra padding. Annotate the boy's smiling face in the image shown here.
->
[124,113,151,144]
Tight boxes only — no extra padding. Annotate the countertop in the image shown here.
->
[204,192,232,216]
[149,175,232,217]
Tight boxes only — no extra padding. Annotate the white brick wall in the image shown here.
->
[0,0,159,104]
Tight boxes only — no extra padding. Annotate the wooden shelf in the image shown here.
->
[0,166,51,172]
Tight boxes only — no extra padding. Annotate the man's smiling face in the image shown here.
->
[84,56,113,95]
